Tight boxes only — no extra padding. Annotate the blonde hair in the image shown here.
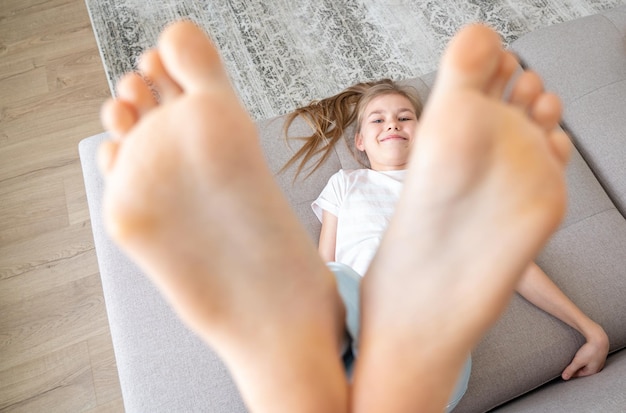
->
[282,79,423,178]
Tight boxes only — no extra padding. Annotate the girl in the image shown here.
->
[284,79,609,411]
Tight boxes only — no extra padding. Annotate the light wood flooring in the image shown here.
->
[0,0,123,411]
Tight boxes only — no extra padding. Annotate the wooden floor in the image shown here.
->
[0,0,123,411]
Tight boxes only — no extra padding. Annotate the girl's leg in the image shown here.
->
[329,262,471,409]
[353,24,570,413]
[99,21,348,413]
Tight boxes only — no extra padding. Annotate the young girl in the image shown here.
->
[285,79,610,410]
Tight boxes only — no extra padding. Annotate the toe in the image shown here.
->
[101,98,138,138]
[530,92,562,130]
[508,71,543,112]
[548,129,572,165]
[529,91,570,165]
[116,72,157,116]
[486,51,519,98]
[157,21,230,93]
[139,49,183,102]
[98,140,119,175]
[435,24,504,94]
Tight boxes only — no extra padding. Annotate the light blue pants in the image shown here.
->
[327,262,472,413]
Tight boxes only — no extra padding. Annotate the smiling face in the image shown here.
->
[355,93,419,171]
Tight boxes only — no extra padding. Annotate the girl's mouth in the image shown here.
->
[380,134,407,142]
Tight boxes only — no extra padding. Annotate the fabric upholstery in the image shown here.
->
[493,350,626,412]
[511,6,626,216]
[79,135,248,412]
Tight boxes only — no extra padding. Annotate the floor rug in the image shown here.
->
[86,0,624,120]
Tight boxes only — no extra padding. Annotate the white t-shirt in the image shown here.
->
[312,169,406,276]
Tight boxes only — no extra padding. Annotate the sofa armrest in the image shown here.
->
[79,134,247,413]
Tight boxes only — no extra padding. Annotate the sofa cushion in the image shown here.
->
[492,349,626,412]
[511,5,626,217]
[562,80,626,216]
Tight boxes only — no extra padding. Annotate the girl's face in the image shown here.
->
[355,93,418,171]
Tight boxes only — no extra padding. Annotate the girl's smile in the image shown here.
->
[355,93,419,171]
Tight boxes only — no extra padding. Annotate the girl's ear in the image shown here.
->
[355,133,365,151]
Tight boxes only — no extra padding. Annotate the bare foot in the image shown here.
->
[353,25,571,413]
[99,21,347,413]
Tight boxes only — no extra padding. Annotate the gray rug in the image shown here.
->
[86,0,624,120]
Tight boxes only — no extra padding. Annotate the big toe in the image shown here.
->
[158,20,230,93]
[435,24,504,94]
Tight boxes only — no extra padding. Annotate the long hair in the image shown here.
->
[282,79,423,178]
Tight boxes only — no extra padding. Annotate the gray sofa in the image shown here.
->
[79,6,626,412]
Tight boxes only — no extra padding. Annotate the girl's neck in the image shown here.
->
[370,165,408,172]
[370,167,407,173]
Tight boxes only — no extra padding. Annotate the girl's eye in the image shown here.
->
[372,119,383,123]
[400,117,413,121]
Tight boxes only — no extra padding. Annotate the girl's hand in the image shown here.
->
[561,326,609,380]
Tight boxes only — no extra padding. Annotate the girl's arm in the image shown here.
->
[318,210,338,262]
[516,262,609,380]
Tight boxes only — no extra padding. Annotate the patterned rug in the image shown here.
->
[86,0,624,120]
